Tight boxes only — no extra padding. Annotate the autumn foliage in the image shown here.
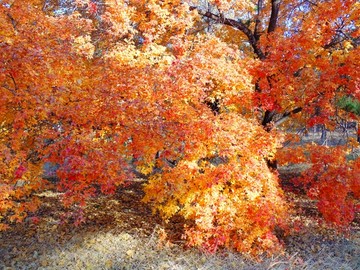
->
[277,143,360,228]
[0,0,359,256]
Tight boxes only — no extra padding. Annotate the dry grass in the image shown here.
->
[1,179,359,270]
[1,225,358,270]
[41,230,359,270]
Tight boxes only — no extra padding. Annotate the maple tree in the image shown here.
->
[190,0,360,229]
[0,0,359,256]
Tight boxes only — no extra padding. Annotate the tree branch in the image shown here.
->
[6,13,17,31]
[1,84,16,95]
[268,0,281,33]
[254,0,264,41]
[274,107,303,127]
[2,74,17,95]
[262,110,277,127]
[193,8,266,59]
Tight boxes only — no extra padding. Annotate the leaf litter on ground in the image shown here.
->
[0,181,359,270]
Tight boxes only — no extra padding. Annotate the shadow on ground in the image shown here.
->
[0,180,359,270]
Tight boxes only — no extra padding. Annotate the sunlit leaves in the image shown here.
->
[1,0,359,257]
[72,35,95,59]
[143,113,288,255]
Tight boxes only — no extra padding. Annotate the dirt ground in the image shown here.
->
[0,177,359,270]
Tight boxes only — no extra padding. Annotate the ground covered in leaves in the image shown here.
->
[0,178,359,270]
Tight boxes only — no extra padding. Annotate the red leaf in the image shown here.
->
[14,164,26,179]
